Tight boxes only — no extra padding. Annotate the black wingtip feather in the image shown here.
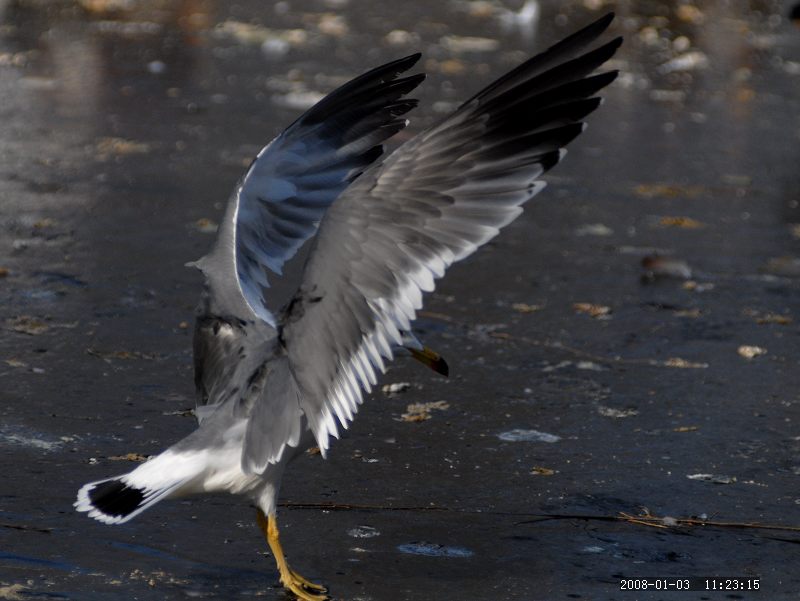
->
[386,52,422,75]
[551,12,615,53]
[465,13,618,110]
[386,98,420,117]
[539,149,564,172]
[383,72,427,98]
[298,54,425,128]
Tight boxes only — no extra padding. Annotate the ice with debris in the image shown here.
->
[597,406,638,418]
[498,429,561,443]
[397,542,474,557]
[764,256,800,276]
[497,0,540,33]
[347,526,380,539]
[542,360,573,373]
[663,357,709,369]
[0,424,64,452]
[147,60,166,74]
[193,218,218,233]
[385,29,418,46]
[400,401,449,422]
[659,51,709,73]
[440,35,500,54]
[511,302,542,313]
[687,473,737,484]
[573,303,611,318]
[575,223,613,237]
[737,345,767,359]
[382,382,411,395]
[262,38,290,58]
[576,361,604,371]
[658,216,705,229]
[641,255,693,280]
[271,91,326,111]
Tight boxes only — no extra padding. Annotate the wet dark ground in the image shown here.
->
[2,0,800,599]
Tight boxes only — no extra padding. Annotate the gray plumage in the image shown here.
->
[196,54,425,328]
[76,15,620,595]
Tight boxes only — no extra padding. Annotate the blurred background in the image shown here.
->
[1,1,799,599]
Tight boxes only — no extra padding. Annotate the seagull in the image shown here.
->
[76,13,620,600]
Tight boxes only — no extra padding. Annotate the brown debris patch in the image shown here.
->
[86,348,156,361]
[400,401,450,422]
[658,216,705,229]
[663,357,709,369]
[95,137,151,160]
[633,183,706,199]
[573,303,611,318]
[641,255,692,280]
[511,302,543,314]
[109,453,149,462]
[6,316,49,335]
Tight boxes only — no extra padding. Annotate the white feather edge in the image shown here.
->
[306,167,560,455]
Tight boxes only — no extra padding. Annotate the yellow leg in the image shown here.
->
[256,509,329,601]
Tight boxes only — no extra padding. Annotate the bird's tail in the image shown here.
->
[75,451,205,525]
[75,475,175,524]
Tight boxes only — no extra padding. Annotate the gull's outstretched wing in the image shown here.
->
[194,54,425,327]
[243,14,621,467]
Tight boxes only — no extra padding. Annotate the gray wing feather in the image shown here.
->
[197,54,425,327]
[241,355,304,473]
[193,316,246,422]
[192,315,303,472]
[274,14,621,456]
[193,315,281,423]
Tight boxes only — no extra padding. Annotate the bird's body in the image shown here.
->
[76,14,620,600]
